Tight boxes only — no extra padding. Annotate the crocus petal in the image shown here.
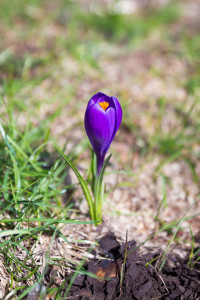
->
[88,92,108,107]
[111,96,123,132]
[102,105,116,154]
[103,96,122,153]
[84,103,115,156]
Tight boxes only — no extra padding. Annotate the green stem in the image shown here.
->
[97,154,105,176]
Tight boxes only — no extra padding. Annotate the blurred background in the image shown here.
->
[0,0,200,244]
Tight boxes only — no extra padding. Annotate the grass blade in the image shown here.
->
[55,145,95,220]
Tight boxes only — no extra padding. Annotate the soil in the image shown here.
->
[62,234,200,300]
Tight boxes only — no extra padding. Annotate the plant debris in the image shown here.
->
[58,234,200,300]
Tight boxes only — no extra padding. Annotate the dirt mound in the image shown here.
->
[66,234,200,300]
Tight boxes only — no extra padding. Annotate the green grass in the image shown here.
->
[0,93,95,298]
[77,2,179,43]
[0,0,200,297]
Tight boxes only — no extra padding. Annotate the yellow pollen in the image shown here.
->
[99,101,109,111]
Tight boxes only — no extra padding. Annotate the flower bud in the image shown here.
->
[84,92,122,174]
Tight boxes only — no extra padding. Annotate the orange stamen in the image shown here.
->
[99,101,109,111]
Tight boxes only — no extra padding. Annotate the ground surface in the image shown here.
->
[65,234,200,300]
[27,234,200,299]
[0,0,200,299]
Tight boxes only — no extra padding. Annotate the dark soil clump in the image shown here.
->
[65,234,200,300]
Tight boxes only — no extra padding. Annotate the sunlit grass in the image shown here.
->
[0,92,94,298]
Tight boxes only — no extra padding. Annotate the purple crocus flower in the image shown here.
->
[84,92,122,175]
